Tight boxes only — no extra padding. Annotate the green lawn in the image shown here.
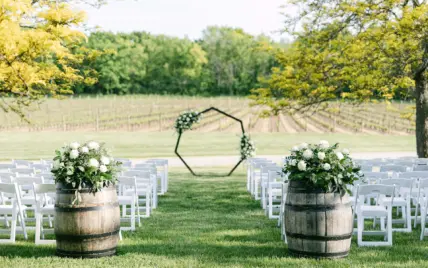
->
[0,169,427,267]
[0,131,415,160]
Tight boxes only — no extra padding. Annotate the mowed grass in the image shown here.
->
[0,131,415,160]
[0,169,427,267]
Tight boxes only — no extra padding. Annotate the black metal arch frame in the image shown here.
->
[174,107,246,177]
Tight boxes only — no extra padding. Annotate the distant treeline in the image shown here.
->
[73,26,278,96]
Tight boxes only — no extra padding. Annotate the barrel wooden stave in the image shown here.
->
[55,185,120,258]
[284,181,353,259]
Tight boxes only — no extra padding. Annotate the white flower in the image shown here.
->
[317,152,326,160]
[80,146,89,153]
[289,159,297,166]
[299,143,308,150]
[88,141,100,150]
[323,163,331,171]
[66,169,74,176]
[70,142,80,150]
[291,146,299,152]
[303,149,313,159]
[100,156,110,165]
[298,160,307,171]
[99,165,108,173]
[342,148,350,155]
[53,160,60,170]
[319,140,329,149]
[338,174,343,179]
[88,158,99,168]
[70,150,79,159]
[336,152,344,160]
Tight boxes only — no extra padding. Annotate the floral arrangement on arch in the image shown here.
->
[240,134,256,160]
[283,140,362,195]
[51,141,122,194]
[174,110,201,133]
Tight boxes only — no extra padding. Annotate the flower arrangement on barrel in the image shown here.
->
[51,141,122,258]
[283,140,362,259]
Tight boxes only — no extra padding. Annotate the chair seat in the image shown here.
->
[40,205,55,214]
[380,197,407,206]
[360,205,388,217]
[0,205,13,213]
[118,196,134,204]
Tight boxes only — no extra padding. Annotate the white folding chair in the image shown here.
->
[261,166,282,210]
[415,178,428,229]
[356,184,395,246]
[247,158,269,193]
[14,176,44,225]
[32,183,55,245]
[0,164,17,171]
[117,176,139,240]
[251,161,276,200]
[0,183,27,242]
[123,170,152,218]
[147,159,169,194]
[265,169,284,219]
[278,181,288,244]
[378,179,413,232]
[131,165,158,209]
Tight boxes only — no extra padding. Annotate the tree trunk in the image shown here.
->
[415,73,428,157]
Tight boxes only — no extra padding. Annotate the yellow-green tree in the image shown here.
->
[0,0,98,117]
[251,0,428,156]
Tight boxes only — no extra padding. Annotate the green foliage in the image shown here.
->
[240,134,256,160]
[250,0,427,114]
[0,0,96,118]
[174,110,201,133]
[51,141,122,194]
[284,141,362,195]
[72,27,277,96]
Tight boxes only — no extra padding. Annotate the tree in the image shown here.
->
[251,0,428,156]
[200,26,275,96]
[0,0,100,117]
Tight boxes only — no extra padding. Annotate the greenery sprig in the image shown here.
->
[174,110,201,133]
[240,134,256,160]
[283,141,362,195]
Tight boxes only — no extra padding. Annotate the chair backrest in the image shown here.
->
[12,160,33,167]
[379,178,413,194]
[268,170,285,183]
[0,183,21,206]
[10,168,36,175]
[135,163,156,169]
[415,158,428,165]
[123,170,151,179]
[413,165,428,171]
[0,163,17,170]
[32,183,56,195]
[360,165,373,172]
[118,176,137,187]
[14,176,43,185]
[357,184,395,197]
[147,159,168,165]
[380,165,407,173]
[363,172,389,180]
[399,171,428,179]
[30,164,51,171]
[0,173,13,183]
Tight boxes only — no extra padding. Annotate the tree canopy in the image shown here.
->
[0,0,100,117]
[250,0,428,156]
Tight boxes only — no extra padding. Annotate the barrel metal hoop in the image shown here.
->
[284,203,351,212]
[285,231,352,241]
[55,202,119,212]
[55,229,120,241]
[288,188,328,194]
[288,248,349,258]
[56,247,117,258]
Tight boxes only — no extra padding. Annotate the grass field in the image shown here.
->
[0,169,426,268]
[0,95,416,135]
[0,131,415,160]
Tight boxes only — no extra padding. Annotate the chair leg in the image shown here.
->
[357,215,364,246]
[35,212,41,245]
[421,207,426,240]
[388,209,393,245]
[415,203,420,228]
[10,208,17,243]
[407,202,412,232]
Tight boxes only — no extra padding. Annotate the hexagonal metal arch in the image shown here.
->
[174,107,246,177]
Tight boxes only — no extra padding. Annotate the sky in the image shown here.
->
[80,0,292,41]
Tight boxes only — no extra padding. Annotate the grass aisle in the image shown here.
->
[0,170,427,267]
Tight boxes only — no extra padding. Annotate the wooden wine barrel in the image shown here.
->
[55,184,120,258]
[284,180,353,259]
